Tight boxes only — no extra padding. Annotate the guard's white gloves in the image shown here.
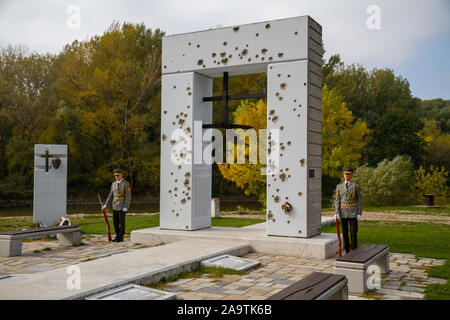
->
[102,205,106,210]
[334,213,339,219]
[122,208,128,212]
[357,215,362,220]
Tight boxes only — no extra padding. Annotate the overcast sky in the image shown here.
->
[0,0,449,100]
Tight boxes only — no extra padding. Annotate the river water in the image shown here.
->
[0,202,263,217]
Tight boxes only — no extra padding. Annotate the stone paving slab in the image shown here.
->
[0,233,446,301]
[0,239,250,300]
[160,252,446,301]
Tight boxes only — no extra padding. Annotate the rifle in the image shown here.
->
[97,193,112,242]
[335,215,342,257]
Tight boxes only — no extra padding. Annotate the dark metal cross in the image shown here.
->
[40,150,54,172]
[202,72,266,129]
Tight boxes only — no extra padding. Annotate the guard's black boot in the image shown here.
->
[112,237,119,242]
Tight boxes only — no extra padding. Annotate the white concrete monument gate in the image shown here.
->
[33,144,68,227]
[160,16,322,238]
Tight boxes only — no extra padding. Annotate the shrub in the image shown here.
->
[354,155,415,206]
[411,165,449,205]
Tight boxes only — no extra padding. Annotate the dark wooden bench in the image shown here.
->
[267,272,348,300]
[334,244,389,293]
[0,225,81,257]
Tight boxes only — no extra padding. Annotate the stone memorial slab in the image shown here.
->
[33,144,68,227]
[201,254,260,271]
[85,284,176,300]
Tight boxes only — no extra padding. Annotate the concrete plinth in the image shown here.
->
[57,231,81,246]
[211,198,220,218]
[334,247,389,293]
[131,225,338,259]
[0,239,22,257]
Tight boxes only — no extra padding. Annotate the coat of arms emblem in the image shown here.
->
[51,158,61,170]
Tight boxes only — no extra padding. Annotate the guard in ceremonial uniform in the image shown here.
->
[103,168,131,242]
[334,166,363,253]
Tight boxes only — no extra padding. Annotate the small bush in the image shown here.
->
[354,156,415,206]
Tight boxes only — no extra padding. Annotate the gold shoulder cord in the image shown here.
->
[346,183,357,200]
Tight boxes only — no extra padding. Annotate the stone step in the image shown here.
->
[132,226,338,259]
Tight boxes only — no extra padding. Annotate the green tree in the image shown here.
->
[427,134,450,170]
[323,55,418,128]
[418,99,450,133]
[51,22,164,190]
[0,46,56,141]
[364,109,425,167]
[0,45,56,196]
[419,119,450,170]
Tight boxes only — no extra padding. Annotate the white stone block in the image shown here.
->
[33,144,67,227]
[267,60,311,237]
[85,284,176,300]
[163,16,320,77]
[57,230,81,246]
[201,254,260,271]
[160,72,212,230]
[211,198,220,218]
[0,239,22,257]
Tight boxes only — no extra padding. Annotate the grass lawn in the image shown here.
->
[0,214,265,235]
[322,220,450,300]
[75,215,264,234]
[322,205,450,216]
[147,265,248,290]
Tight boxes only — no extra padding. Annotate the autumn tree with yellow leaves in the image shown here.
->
[218,86,369,206]
[322,85,369,178]
[218,99,267,205]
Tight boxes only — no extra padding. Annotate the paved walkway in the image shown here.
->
[0,235,147,275]
[0,234,446,300]
[160,252,446,300]
[0,238,248,299]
